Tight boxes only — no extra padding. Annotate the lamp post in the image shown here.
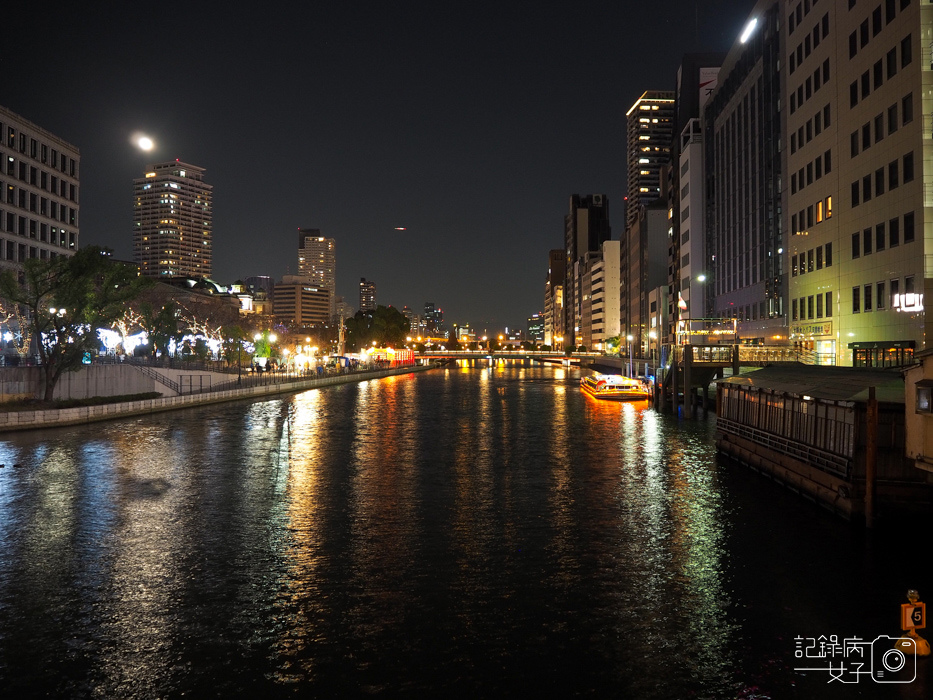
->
[627,334,634,377]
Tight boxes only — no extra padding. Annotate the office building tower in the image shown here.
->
[423,302,443,336]
[667,56,722,346]
[704,1,785,348]
[783,0,924,366]
[564,195,611,345]
[274,275,331,327]
[297,229,336,316]
[622,200,668,349]
[527,314,545,344]
[580,240,621,351]
[133,161,212,278]
[359,277,376,312]
[0,104,80,271]
[625,91,675,231]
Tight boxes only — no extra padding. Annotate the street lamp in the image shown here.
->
[627,334,634,377]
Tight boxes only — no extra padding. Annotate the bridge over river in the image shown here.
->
[418,345,817,418]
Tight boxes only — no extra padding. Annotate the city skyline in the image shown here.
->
[2,2,753,330]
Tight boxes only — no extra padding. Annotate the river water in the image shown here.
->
[0,362,929,698]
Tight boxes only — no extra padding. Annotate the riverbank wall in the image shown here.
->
[0,364,434,432]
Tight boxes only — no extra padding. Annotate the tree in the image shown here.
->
[221,324,247,367]
[0,246,151,401]
[139,301,181,358]
[345,305,410,351]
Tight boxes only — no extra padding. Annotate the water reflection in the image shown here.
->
[0,366,921,697]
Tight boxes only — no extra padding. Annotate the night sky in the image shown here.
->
[3,1,753,332]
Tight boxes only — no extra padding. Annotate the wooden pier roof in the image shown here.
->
[716,364,905,404]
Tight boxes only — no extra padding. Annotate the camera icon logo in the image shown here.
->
[870,636,917,683]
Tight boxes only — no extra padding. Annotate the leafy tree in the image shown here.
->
[222,324,247,366]
[604,336,621,355]
[139,301,181,358]
[252,331,274,360]
[0,246,151,401]
[345,305,410,351]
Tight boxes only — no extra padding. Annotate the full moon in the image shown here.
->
[137,136,154,151]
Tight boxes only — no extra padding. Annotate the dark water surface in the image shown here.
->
[0,362,930,698]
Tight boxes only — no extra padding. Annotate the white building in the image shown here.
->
[133,161,212,278]
[0,104,80,271]
[580,240,621,351]
[297,229,336,316]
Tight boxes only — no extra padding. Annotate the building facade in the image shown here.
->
[133,161,212,279]
[297,229,336,316]
[580,239,621,351]
[564,195,611,345]
[623,199,668,352]
[0,105,80,271]
[704,0,786,347]
[359,277,376,312]
[273,277,331,327]
[544,248,566,347]
[625,91,675,232]
[786,0,928,366]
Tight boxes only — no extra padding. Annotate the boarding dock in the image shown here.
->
[714,364,933,522]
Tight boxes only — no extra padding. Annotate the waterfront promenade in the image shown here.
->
[0,362,433,432]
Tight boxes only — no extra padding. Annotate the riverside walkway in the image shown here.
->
[0,363,434,433]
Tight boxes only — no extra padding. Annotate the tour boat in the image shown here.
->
[580,372,651,401]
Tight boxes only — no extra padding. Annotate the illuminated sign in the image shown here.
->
[893,293,924,313]
[792,322,832,336]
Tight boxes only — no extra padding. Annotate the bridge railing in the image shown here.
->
[670,345,735,364]
[417,350,602,359]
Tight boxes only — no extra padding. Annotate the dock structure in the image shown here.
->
[714,365,933,522]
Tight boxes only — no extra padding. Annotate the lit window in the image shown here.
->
[917,382,933,413]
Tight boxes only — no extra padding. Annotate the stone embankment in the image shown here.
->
[0,364,432,432]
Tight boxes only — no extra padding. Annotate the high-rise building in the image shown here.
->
[564,195,611,345]
[359,277,376,312]
[668,55,723,346]
[423,302,443,336]
[704,1,785,349]
[625,91,675,231]
[703,0,931,367]
[0,104,80,271]
[297,229,336,316]
[782,0,924,367]
[527,314,545,343]
[580,240,622,352]
[544,249,566,346]
[133,161,212,278]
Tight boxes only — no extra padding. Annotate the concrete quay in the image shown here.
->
[0,364,433,433]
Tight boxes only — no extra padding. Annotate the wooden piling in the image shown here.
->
[865,385,878,528]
